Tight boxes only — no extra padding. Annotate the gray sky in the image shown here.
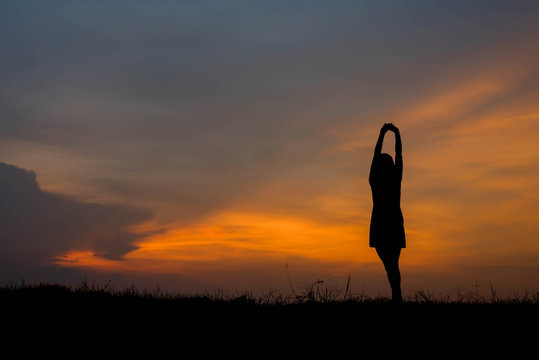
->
[2,1,539,295]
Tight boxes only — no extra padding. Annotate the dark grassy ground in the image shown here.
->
[2,281,538,353]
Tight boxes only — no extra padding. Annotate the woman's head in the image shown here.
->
[379,153,394,167]
[375,153,395,181]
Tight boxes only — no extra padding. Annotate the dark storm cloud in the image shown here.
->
[0,162,152,263]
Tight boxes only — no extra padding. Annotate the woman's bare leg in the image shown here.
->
[376,247,403,303]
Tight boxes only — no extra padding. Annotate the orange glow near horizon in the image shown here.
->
[55,210,376,272]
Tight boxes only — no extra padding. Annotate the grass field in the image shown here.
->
[3,280,538,352]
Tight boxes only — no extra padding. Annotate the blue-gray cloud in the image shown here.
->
[0,162,152,264]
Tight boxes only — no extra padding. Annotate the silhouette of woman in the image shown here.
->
[369,123,405,303]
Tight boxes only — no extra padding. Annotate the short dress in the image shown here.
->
[369,175,406,249]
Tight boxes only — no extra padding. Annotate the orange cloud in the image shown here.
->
[55,210,373,271]
[54,59,539,294]
[50,18,539,295]
[400,80,506,125]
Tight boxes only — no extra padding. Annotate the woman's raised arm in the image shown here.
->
[391,124,403,181]
[369,124,389,184]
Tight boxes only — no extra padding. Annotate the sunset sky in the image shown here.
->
[2,1,539,297]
